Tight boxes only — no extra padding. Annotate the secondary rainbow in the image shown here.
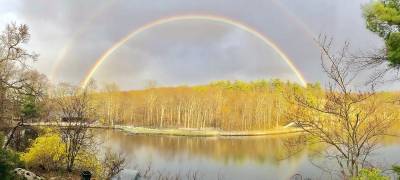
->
[81,14,308,87]
[49,0,117,82]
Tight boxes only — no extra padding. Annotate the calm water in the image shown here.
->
[95,130,400,180]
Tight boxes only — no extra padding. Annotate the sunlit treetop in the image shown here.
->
[363,0,400,67]
[205,79,319,92]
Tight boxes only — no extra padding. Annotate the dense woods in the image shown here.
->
[91,80,319,131]
[89,80,398,132]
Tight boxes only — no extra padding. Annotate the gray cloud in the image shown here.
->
[0,0,392,89]
[93,21,295,89]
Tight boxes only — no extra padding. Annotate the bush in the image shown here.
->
[75,150,103,178]
[20,129,118,179]
[102,150,126,179]
[21,130,104,178]
[352,168,389,180]
[0,132,23,180]
[20,132,66,171]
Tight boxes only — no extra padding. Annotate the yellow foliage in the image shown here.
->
[21,132,66,171]
[75,150,103,178]
[21,130,105,177]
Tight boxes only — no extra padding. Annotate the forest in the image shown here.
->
[91,80,399,132]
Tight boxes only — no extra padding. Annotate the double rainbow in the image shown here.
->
[80,15,307,88]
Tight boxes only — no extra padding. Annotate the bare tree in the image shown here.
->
[0,22,48,149]
[102,82,120,126]
[102,150,126,179]
[287,36,395,178]
[0,22,38,121]
[53,84,97,172]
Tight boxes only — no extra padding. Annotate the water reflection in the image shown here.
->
[94,129,400,180]
[98,130,310,164]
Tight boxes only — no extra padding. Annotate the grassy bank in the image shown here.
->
[27,122,304,136]
[117,126,304,136]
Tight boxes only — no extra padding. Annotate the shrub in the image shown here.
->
[352,168,390,180]
[20,129,114,179]
[21,132,66,171]
[102,150,126,179]
[75,150,103,178]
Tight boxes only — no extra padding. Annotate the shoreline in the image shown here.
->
[117,126,305,136]
[26,122,304,137]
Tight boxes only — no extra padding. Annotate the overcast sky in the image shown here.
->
[1,0,393,90]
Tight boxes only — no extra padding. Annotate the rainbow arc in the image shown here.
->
[80,14,308,88]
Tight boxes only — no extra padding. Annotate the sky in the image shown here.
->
[0,0,391,90]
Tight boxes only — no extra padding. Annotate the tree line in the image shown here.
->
[89,80,320,131]
[89,79,399,133]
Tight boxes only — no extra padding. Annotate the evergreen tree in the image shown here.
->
[363,0,400,67]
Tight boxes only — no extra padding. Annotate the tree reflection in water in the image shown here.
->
[96,130,321,165]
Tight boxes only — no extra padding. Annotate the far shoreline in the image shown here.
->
[26,122,305,137]
[117,126,305,137]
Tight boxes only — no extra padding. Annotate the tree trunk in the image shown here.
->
[3,121,23,149]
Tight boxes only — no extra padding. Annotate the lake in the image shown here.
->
[95,129,400,180]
